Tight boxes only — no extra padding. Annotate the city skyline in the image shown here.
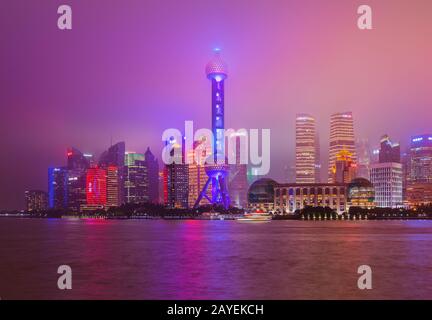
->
[2,0,432,210]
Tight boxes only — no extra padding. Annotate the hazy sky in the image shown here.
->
[1,0,431,210]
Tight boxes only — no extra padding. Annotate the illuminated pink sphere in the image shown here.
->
[205,50,228,80]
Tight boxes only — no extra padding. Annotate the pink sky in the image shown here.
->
[1,0,431,209]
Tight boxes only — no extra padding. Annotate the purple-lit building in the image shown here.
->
[194,50,230,209]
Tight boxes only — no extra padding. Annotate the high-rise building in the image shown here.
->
[67,147,90,212]
[145,147,159,203]
[295,114,317,183]
[407,134,432,183]
[188,139,211,207]
[106,166,119,207]
[124,152,148,204]
[99,142,125,206]
[332,150,357,184]
[370,162,403,208]
[86,167,107,206]
[48,167,68,209]
[25,190,48,212]
[328,112,357,182]
[379,134,400,163]
[164,139,189,208]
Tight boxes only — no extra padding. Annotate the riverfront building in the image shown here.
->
[328,112,357,182]
[25,190,48,212]
[273,183,347,214]
[295,114,317,183]
[370,162,403,208]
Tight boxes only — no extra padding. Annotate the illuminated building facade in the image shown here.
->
[407,134,432,183]
[332,150,357,183]
[124,152,148,204]
[370,162,403,208]
[247,178,277,212]
[274,183,347,215]
[406,183,432,208]
[25,190,48,212]
[194,50,230,209]
[164,140,189,208]
[48,167,68,209]
[188,139,211,207]
[67,147,90,212]
[347,178,375,209]
[99,142,125,206]
[106,166,119,207]
[295,114,317,183]
[86,167,107,206]
[328,112,357,182]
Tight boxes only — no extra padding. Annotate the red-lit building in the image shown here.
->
[86,167,107,206]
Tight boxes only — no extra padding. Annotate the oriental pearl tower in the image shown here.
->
[194,49,230,209]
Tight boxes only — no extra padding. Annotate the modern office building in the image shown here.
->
[25,190,48,212]
[407,134,432,183]
[106,166,120,207]
[86,167,107,206]
[274,183,347,214]
[144,147,159,203]
[328,112,357,182]
[332,150,357,184]
[379,134,400,163]
[315,134,322,183]
[187,139,211,207]
[99,142,125,206]
[370,162,403,208]
[48,167,68,209]
[124,152,148,204]
[295,114,317,183]
[164,140,189,208]
[347,178,375,209]
[67,147,90,212]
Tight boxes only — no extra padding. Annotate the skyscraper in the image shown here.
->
[48,167,68,209]
[86,167,107,206]
[379,134,400,163]
[106,166,119,207]
[67,147,90,212]
[164,139,189,208]
[407,134,432,183]
[370,162,403,208]
[188,139,211,207]
[144,147,159,203]
[124,152,148,204]
[99,142,125,206]
[25,190,48,212]
[328,112,357,182]
[295,114,317,183]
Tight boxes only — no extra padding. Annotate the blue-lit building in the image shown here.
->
[48,167,68,209]
[194,50,230,209]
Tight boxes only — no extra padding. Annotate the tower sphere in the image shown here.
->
[205,51,228,81]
